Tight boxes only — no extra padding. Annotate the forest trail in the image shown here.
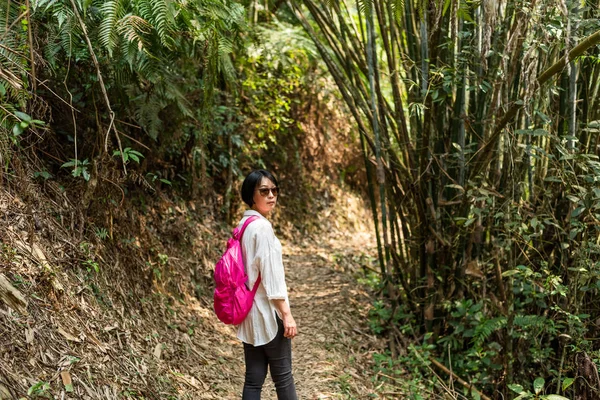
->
[1,189,386,399]
[198,234,384,399]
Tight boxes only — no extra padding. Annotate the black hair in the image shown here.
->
[241,169,279,207]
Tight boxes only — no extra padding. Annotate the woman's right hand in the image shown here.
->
[272,299,297,339]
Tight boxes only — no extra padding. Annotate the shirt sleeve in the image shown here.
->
[251,221,288,300]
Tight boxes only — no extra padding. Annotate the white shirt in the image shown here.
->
[236,210,290,346]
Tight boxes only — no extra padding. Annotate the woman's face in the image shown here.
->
[252,177,278,217]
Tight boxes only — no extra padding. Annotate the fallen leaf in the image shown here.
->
[0,273,28,315]
[61,371,73,393]
[154,343,162,360]
[57,327,81,343]
[25,328,34,344]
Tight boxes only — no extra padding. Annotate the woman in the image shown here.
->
[237,169,298,400]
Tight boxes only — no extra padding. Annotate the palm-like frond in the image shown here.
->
[99,0,122,56]
[389,0,405,24]
[117,14,151,52]
[150,0,173,48]
[356,0,373,16]
[255,20,318,66]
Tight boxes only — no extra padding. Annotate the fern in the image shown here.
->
[389,0,405,25]
[99,0,122,56]
[131,92,165,140]
[150,0,173,48]
[256,21,318,67]
[117,14,151,52]
[356,0,373,16]
[472,317,507,347]
[136,0,153,22]
[513,314,556,336]
[27,0,246,143]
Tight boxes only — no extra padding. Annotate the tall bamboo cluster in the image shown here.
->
[288,0,600,355]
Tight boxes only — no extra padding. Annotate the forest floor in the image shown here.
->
[0,185,393,399]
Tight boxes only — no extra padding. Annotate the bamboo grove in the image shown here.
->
[288,0,600,395]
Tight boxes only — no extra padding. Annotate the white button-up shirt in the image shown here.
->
[236,210,290,346]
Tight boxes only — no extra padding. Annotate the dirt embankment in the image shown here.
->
[0,172,382,399]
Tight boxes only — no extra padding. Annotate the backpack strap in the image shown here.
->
[238,215,262,293]
[251,275,261,294]
[238,215,260,239]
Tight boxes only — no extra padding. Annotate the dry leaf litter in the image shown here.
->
[0,181,395,399]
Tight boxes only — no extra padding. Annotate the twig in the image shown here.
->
[429,358,492,400]
[68,0,127,174]
[115,118,142,129]
[115,128,152,151]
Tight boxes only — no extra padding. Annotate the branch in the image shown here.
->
[537,30,600,85]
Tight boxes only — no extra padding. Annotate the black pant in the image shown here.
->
[242,318,298,399]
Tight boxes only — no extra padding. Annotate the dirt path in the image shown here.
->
[195,235,384,399]
[0,193,385,399]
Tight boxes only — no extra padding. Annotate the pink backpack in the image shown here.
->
[213,216,261,325]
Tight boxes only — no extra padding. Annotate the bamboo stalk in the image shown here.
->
[469,30,600,180]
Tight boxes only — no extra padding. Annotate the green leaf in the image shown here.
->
[34,170,53,180]
[543,396,570,400]
[532,129,549,136]
[446,184,465,191]
[562,377,575,391]
[14,111,32,122]
[508,384,525,394]
[514,395,531,400]
[536,110,551,123]
[533,377,545,395]
[12,124,23,136]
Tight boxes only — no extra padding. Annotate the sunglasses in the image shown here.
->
[257,187,280,197]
